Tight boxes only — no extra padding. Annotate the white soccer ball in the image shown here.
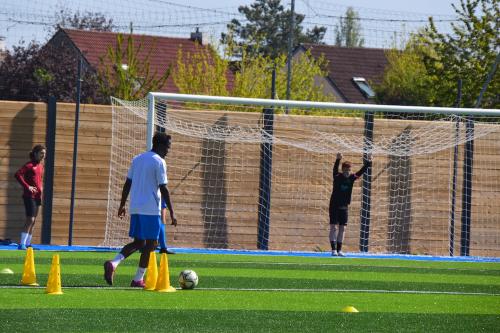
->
[178,269,198,289]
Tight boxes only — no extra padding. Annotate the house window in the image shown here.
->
[352,77,375,99]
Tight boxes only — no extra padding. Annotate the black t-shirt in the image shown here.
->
[330,159,371,207]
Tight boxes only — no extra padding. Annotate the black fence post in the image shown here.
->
[460,52,499,256]
[449,79,462,256]
[68,57,83,246]
[42,96,56,244]
[257,68,276,250]
[460,117,474,256]
[359,111,374,252]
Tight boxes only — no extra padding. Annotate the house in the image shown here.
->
[47,28,232,94]
[295,44,389,104]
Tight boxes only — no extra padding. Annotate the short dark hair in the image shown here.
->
[152,132,171,148]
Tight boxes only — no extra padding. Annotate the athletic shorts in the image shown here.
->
[129,214,162,240]
[23,197,41,217]
[329,205,348,225]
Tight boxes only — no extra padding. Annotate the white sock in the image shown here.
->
[20,232,28,246]
[110,253,125,268]
[133,267,146,282]
[26,234,33,246]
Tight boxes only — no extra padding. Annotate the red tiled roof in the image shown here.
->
[54,29,233,93]
[301,44,388,103]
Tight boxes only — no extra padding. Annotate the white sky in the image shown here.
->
[1,0,462,49]
[199,0,459,15]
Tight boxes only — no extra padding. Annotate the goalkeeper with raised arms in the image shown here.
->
[329,152,372,256]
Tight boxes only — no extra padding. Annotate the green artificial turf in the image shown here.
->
[0,251,499,332]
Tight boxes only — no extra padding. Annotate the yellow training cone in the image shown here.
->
[341,306,359,313]
[144,251,158,291]
[46,254,63,295]
[155,253,176,293]
[20,247,38,286]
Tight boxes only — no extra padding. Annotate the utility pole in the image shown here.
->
[285,0,295,112]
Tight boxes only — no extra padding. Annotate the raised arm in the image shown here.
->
[355,154,373,177]
[333,152,342,177]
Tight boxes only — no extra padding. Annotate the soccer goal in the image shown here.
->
[103,93,500,257]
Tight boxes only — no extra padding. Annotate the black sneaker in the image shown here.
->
[104,261,115,285]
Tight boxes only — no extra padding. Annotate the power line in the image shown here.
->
[299,0,459,23]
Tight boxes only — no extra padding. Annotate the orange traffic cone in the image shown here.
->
[155,253,176,292]
[144,251,158,291]
[20,247,38,286]
[46,254,63,295]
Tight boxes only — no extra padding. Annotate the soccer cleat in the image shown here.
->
[104,261,115,285]
[337,251,345,257]
[18,244,27,250]
[130,279,145,288]
[331,250,338,256]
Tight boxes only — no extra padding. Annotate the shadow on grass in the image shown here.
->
[1,309,498,333]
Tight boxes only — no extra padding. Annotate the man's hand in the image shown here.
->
[118,206,126,219]
[170,214,178,227]
[28,186,38,194]
[336,152,343,160]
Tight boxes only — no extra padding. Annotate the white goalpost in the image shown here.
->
[103,92,500,257]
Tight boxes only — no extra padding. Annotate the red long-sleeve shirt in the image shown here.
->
[15,161,44,200]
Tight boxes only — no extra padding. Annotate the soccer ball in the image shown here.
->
[178,269,198,289]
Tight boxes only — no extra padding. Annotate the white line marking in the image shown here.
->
[176,260,498,272]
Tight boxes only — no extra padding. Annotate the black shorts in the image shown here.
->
[23,197,41,217]
[329,205,348,225]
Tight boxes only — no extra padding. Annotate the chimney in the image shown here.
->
[190,27,203,45]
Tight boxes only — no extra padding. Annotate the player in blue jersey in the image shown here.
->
[159,199,176,254]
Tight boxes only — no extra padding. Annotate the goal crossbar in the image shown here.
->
[149,92,500,116]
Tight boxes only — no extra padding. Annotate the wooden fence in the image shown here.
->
[1,100,498,256]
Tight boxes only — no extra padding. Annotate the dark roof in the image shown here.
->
[51,29,233,93]
[301,44,388,103]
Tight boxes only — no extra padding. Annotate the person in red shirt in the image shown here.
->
[14,144,46,250]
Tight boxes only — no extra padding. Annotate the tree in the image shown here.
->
[173,45,229,97]
[97,31,171,101]
[375,38,436,106]
[0,42,42,101]
[0,9,116,102]
[419,0,499,108]
[221,0,326,59]
[0,40,103,103]
[173,46,335,111]
[233,51,334,106]
[334,7,364,47]
[376,0,498,108]
[52,8,115,32]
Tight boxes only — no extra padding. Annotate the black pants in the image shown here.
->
[23,197,41,217]
[329,199,348,225]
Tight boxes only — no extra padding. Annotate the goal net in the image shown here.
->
[103,93,500,257]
